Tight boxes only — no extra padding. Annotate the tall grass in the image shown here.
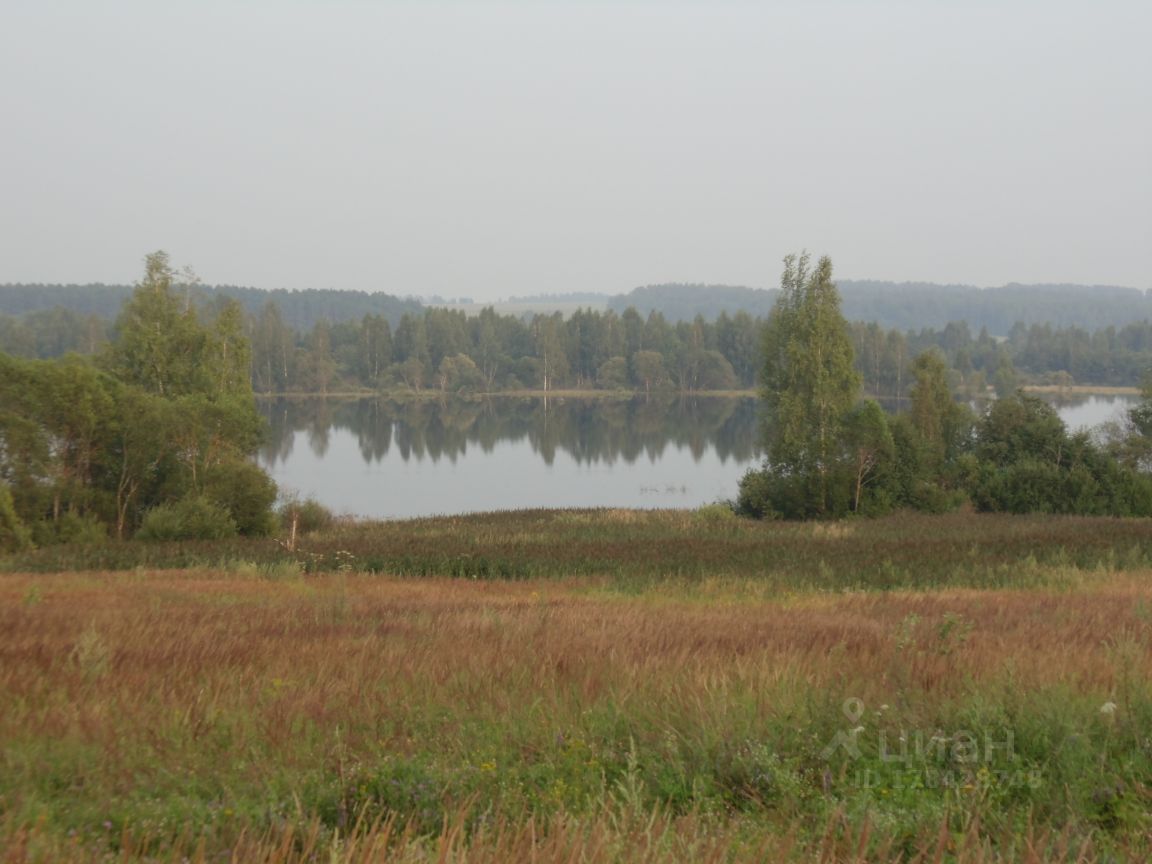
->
[1,563,1150,860]
[6,509,1152,592]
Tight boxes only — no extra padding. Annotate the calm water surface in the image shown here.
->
[259,396,759,517]
[257,393,1137,518]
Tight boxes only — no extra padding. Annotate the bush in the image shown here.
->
[695,502,737,525]
[28,511,109,547]
[736,466,853,520]
[57,512,109,545]
[279,496,335,535]
[137,496,239,542]
[734,468,777,519]
[203,460,278,536]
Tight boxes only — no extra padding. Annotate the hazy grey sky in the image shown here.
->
[2,1,1149,299]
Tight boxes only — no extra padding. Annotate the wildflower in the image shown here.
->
[1100,701,1117,715]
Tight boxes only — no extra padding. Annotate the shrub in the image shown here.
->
[29,511,109,547]
[695,502,737,525]
[734,468,776,519]
[56,512,109,545]
[279,496,335,535]
[203,459,278,536]
[137,496,238,542]
[735,466,852,520]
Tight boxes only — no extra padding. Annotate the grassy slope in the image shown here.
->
[2,510,1152,861]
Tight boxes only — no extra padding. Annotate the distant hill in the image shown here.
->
[6,279,1151,338]
[607,284,773,320]
[505,291,610,305]
[0,284,423,331]
[609,281,1152,334]
[839,281,1152,334]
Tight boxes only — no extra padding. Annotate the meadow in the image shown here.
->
[2,509,1152,861]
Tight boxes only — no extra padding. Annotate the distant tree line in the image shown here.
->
[7,276,1152,338]
[0,283,422,332]
[8,296,1152,394]
[246,305,764,394]
[737,254,1152,521]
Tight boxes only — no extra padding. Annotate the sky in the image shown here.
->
[1,1,1149,300]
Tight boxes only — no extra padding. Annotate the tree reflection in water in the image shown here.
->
[258,395,760,469]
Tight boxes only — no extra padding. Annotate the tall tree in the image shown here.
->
[105,252,207,397]
[759,253,860,514]
[251,300,296,393]
[908,350,968,473]
[845,399,894,513]
[356,314,392,387]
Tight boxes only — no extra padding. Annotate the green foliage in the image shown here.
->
[104,252,254,402]
[631,350,666,394]
[18,281,1152,395]
[137,496,239,542]
[744,321,1150,521]
[845,399,895,514]
[694,501,737,526]
[202,460,278,537]
[104,253,208,398]
[0,483,32,553]
[596,356,629,390]
[762,254,859,484]
[31,511,109,546]
[736,467,825,520]
[909,350,971,471]
[694,349,738,390]
[965,394,1152,516]
[437,353,484,393]
[992,354,1019,397]
[279,496,335,535]
[743,253,860,518]
[0,253,277,545]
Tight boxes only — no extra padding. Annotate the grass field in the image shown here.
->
[2,510,1152,861]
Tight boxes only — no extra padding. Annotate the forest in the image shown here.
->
[6,284,1152,395]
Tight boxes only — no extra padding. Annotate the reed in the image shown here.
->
[6,509,1152,592]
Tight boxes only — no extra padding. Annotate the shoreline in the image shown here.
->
[256,388,760,400]
[1020,384,1140,395]
[255,384,1141,401]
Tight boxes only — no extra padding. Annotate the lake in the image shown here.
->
[257,392,1138,518]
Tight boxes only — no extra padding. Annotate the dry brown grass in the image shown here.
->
[2,569,1150,861]
[3,572,1148,721]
